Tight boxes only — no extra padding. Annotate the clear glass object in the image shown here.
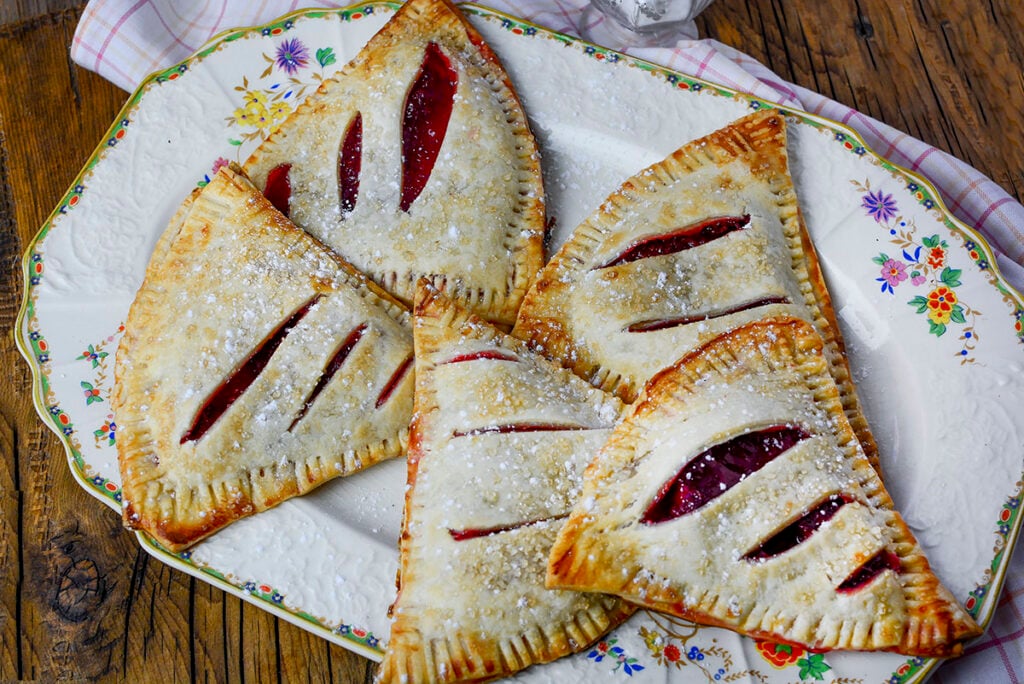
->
[581,0,716,48]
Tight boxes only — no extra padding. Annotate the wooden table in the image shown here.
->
[2,1,1021,680]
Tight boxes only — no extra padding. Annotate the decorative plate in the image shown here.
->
[17,3,1024,681]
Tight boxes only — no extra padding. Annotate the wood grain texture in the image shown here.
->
[0,0,83,25]
[696,0,1024,202]
[1,1,1020,681]
[0,6,376,683]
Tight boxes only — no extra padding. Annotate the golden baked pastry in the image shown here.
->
[113,167,413,551]
[378,282,634,683]
[512,109,880,472]
[546,317,981,657]
[243,0,545,326]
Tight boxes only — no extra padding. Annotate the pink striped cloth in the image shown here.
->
[70,1,1024,680]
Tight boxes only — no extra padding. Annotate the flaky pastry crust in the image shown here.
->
[377,283,633,683]
[113,167,413,551]
[547,317,980,657]
[512,109,880,473]
[244,0,545,326]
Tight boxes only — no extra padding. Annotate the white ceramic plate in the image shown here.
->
[17,3,1024,681]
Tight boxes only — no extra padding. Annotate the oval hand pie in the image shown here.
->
[546,317,981,657]
[512,109,881,474]
[378,282,633,683]
[113,167,413,551]
[244,0,545,327]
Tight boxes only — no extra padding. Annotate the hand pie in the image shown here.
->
[546,317,981,657]
[512,109,880,472]
[113,167,414,551]
[378,282,634,683]
[243,0,545,326]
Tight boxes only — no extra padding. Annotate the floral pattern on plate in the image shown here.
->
[857,179,982,362]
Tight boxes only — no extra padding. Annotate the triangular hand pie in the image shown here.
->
[546,317,980,657]
[243,0,545,326]
[378,282,634,682]
[113,167,414,551]
[512,110,880,471]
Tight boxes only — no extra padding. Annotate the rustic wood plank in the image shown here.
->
[0,9,136,681]
[0,415,19,679]
[0,12,126,233]
[278,615,332,683]
[240,599,288,683]
[0,42,23,678]
[337,647,378,684]
[0,1,85,26]
[199,577,362,683]
[192,577,232,683]
[118,553,192,681]
[698,0,1024,206]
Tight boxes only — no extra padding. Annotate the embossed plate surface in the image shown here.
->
[17,3,1024,681]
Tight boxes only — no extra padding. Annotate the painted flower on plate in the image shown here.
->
[94,418,116,446]
[927,245,947,270]
[880,258,908,287]
[240,90,267,108]
[269,100,293,123]
[590,641,611,660]
[755,639,805,668]
[77,344,107,367]
[921,234,949,270]
[81,381,103,405]
[275,38,310,74]
[232,103,267,128]
[926,286,957,324]
[862,189,898,223]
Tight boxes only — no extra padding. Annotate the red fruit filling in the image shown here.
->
[182,295,322,444]
[627,296,791,333]
[641,425,809,524]
[837,550,901,593]
[743,493,853,561]
[264,163,292,217]
[288,324,367,432]
[449,514,564,542]
[338,112,362,215]
[452,423,590,438]
[400,41,457,212]
[596,215,750,269]
[375,354,414,409]
[442,350,518,365]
